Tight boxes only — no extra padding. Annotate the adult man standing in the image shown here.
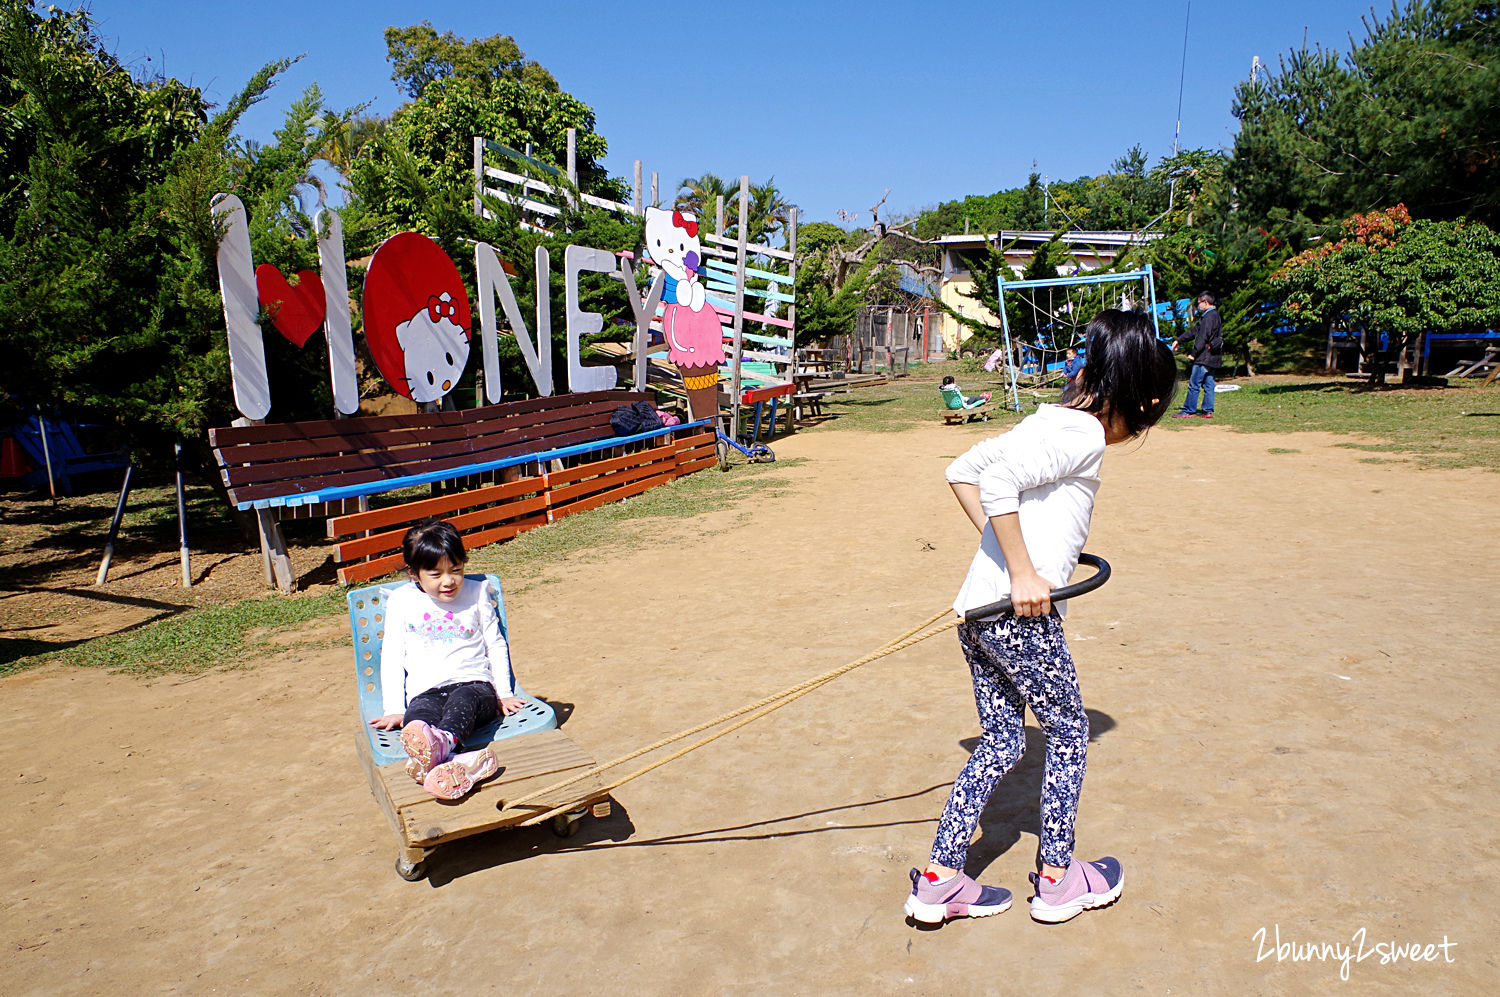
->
[1172,292,1223,418]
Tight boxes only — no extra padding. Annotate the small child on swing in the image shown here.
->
[369,520,527,800]
[941,374,991,406]
[905,310,1176,925]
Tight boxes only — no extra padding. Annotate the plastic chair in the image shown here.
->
[940,384,988,411]
[348,573,557,765]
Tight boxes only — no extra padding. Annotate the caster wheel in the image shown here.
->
[551,812,583,837]
[395,856,426,881]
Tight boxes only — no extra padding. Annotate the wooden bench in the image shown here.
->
[209,390,716,588]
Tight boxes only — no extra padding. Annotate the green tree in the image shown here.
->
[1230,0,1500,227]
[0,1,353,472]
[674,172,732,228]
[1273,205,1500,383]
[384,21,558,99]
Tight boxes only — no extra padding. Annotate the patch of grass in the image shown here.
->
[817,373,1043,433]
[5,590,347,679]
[1165,375,1500,471]
[1266,447,1301,454]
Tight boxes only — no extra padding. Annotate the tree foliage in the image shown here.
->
[0,1,354,469]
[1273,205,1500,382]
[1229,0,1500,227]
[384,21,558,99]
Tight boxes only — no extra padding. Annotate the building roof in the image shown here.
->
[930,230,1162,249]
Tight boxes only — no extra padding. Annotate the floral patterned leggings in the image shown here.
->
[928,614,1089,870]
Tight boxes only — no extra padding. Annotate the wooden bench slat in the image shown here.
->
[326,475,547,536]
[334,494,552,562]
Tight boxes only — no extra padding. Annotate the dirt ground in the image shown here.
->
[2,419,1497,995]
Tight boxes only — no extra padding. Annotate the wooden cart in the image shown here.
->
[349,575,610,880]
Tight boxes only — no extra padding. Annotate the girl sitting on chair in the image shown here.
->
[369,520,527,800]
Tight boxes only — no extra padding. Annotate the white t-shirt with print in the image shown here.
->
[379,577,515,716]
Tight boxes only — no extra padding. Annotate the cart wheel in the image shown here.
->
[715,437,731,472]
[395,856,426,881]
[551,812,583,837]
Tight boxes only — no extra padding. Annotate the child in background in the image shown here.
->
[940,374,991,406]
[369,520,527,800]
[905,310,1176,926]
[1062,347,1084,380]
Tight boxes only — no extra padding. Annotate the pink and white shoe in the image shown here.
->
[423,746,500,800]
[1029,857,1124,923]
[903,868,1012,924]
[400,720,451,775]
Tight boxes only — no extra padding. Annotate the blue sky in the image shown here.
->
[76,0,1383,228]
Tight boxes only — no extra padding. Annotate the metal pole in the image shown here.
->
[997,278,1021,412]
[35,406,56,501]
[96,463,134,585]
[175,441,192,588]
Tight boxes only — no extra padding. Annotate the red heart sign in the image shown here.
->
[255,265,327,347]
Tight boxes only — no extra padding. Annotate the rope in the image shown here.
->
[500,606,961,823]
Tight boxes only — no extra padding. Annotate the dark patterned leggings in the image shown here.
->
[929,615,1088,870]
[404,681,498,744]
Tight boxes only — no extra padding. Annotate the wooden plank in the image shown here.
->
[335,512,550,583]
[548,458,678,507]
[545,442,677,488]
[552,470,676,520]
[460,512,551,552]
[327,475,545,536]
[334,494,551,561]
[677,454,719,475]
[368,728,606,848]
[701,230,794,260]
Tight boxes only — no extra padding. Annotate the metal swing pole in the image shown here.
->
[996,277,1021,412]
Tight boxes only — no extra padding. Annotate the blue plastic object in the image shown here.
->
[347,573,558,765]
[11,415,128,495]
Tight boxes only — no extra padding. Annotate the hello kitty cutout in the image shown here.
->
[395,291,470,403]
[643,206,725,420]
[362,232,473,403]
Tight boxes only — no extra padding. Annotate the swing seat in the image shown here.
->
[349,574,558,763]
[348,574,610,880]
[939,384,988,411]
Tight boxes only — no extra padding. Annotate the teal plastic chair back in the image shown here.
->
[348,573,557,765]
[940,384,985,411]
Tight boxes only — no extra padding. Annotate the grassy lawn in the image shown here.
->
[819,368,1500,471]
[5,369,1495,677]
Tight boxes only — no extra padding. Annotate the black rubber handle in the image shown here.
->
[961,552,1112,622]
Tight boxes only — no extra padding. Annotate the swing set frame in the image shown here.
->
[994,264,1160,411]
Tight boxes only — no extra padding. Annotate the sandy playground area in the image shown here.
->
[2,418,1497,994]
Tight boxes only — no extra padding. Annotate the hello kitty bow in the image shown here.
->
[672,210,698,238]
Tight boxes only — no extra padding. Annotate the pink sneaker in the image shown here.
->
[1029,857,1124,923]
[400,720,451,774]
[423,746,500,800]
[903,868,1012,924]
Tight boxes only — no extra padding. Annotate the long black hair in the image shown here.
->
[402,519,468,572]
[1066,310,1177,438]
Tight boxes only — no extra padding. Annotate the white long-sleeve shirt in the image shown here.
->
[945,404,1105,619]
[379,577,515,716]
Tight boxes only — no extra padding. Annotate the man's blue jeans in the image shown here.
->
[1181,363,1216,414]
